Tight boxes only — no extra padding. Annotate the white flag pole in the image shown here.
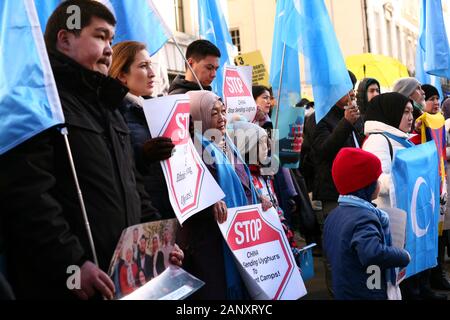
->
[60,127,99,267]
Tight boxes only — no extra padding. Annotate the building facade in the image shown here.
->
[149,0,448,95]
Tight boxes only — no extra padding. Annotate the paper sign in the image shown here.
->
[234,50,270,87]
[143,95,225,224]
[108,219,205,300]
[219,204,307,300]
[223,66,257,122]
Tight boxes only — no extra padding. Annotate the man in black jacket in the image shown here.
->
[312,71,363,219]
[311,71,363,296]
[0,0,165,300]
[168,39,221,95]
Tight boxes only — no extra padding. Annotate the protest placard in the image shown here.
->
[219,204,306,300]
[143,95,225,224]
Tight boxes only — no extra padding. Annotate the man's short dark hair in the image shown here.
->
[44,0,116,52]
[186,39,221,61]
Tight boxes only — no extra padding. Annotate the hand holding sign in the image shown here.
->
[143,137,175,161]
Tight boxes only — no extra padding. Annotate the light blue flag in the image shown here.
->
[198,0,235,96]
[101,0,170,56]
[296,0,353,124]
[0,0,64,155]
[392,141,439,278]
[416,0,445,100]
[422,0,450,79]
[270,0,303,168]
[34,0,61,33]
[416,47,444,101]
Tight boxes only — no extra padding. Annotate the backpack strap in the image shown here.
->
[371,133,393,160]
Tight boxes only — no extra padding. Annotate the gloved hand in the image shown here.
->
[143,137,175,162]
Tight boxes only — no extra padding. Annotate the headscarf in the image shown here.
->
[356,78,381,114]
[392,77,421,98]
[365,92,410,129]
[229,120,268,164]
[187,90,221,133]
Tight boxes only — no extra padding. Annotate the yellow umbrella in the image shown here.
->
[345,53,409,88]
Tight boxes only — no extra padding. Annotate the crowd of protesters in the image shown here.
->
[0,0,449,300]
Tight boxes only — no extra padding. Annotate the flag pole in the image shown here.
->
[274,42,287,131]
[60,127,99,267]
[147,0,204,91]
[170,36,204,91]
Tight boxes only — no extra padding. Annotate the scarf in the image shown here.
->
[383,132,415,148]
[338,195,396,285]
[197,132,257,300]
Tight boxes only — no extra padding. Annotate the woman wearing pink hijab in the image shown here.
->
[177,90,257,300]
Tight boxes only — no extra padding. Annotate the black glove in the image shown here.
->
[143,137,175,162]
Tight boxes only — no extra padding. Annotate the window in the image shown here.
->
[396,25,403,61]
[230,28,241,54]
[407,35,414,68]
[174,0,185,32]
[384,3,393,57]
[386,19,393,57]
[374,11,382,54]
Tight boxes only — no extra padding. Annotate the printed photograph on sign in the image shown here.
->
[120,265,204,301]
[107,219,198,299]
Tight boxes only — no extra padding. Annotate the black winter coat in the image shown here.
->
[0,52,159,299]
[168,75,211,95]
[312,106,365,201]
[119,98,175,219]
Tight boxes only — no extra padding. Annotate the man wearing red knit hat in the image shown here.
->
[323,148,410,300]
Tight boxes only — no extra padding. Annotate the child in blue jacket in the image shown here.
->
[324,148,410,300]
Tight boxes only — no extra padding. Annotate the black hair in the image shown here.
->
[252,85,270,100]
[44,0,116,52]
[186,39,221,61]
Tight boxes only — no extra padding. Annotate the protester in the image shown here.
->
[110,41,175,218]
[312,71,362,224]
[177,90,257,300]
[252,85,272,128]
[356,77,381,115]
[363,92,446,300]
[324,148,410,300]
[251,86,298,227]
[311,72,362,292]
[0,1,183,300]
[362,93,414,208]
[393,77,426,131]
[168,40,220,94]
[229,120,297,248]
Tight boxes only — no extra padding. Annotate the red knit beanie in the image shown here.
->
[332,148,382,195]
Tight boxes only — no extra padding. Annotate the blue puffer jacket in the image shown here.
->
[323,205,410,300]
[119,98,175,219]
